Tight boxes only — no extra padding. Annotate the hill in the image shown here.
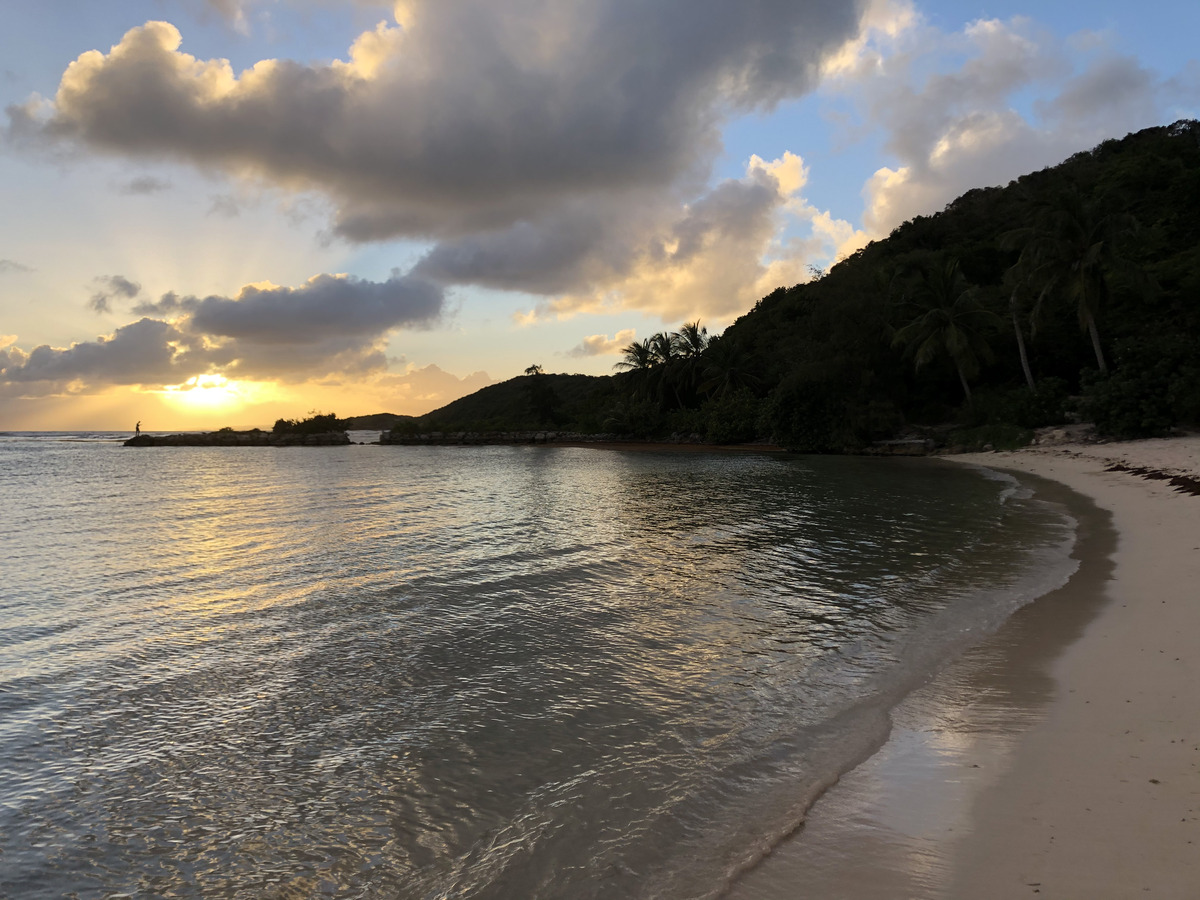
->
[386,373,618,434]
[390,121,1200,450]
[343,413,418,431]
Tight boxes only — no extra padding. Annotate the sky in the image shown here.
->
[0,0,1196,431]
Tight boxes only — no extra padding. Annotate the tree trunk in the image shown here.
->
[1010,291,1036,391]
[1084,309,1108,373]
[955,361,973,405]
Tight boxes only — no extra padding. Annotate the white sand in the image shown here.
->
[727,436,1200,899]
[947,438,1200,897]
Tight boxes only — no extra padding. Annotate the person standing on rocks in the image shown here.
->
[135,421,141,437]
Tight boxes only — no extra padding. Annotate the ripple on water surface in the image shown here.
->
[0,442,1076,899]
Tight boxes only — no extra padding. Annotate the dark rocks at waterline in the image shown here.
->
[123,430,351,447]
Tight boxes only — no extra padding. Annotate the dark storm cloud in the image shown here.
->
[88,274,142,313]
[7,3,867,300]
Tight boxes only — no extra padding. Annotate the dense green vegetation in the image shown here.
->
[389,121,1200,450]
[273,412,348,435]
[388,373,620,434]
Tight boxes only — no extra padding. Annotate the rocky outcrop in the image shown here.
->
[123,430,351,447]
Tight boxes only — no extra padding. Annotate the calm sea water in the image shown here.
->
[0,434,1077,899]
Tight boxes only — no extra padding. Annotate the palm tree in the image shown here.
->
[1016,188,1138,374]
[647,332,683,406]
[614,339,654,373]
[671,320,710,403]
[892,259,1000,404]
[614,338,656,402]
[699,334,760,399]
[675,320,709,359]
[649,331,680,366]
[1001,260,1038,391]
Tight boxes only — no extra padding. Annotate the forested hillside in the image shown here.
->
[396,121,1200,450]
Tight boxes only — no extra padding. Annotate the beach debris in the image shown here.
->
[1103,463,1200,497]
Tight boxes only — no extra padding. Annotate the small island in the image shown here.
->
[124,413,352,447]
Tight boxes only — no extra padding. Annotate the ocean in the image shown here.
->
[0,433,1078,899]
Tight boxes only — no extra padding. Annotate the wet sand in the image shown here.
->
[726,437,1200,899]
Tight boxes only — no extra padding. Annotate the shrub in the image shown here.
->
[1078,335,1200,437]
[762,376,851,452]
[965,378,1071,429]
[948,423,1034,451]
[1080,369,1175,438]
[273,412,348,435]
[701,390,762,444]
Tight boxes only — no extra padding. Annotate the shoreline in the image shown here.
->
[727,436,1200,898]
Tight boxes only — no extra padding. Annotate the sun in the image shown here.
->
[159,374,267,414]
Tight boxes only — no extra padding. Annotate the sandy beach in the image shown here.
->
[728,436,1200,899]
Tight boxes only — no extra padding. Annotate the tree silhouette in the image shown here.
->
[1016,188,1139,373]
[699,334,760,399]
[614,338,655,401]
[1001,257,1038,391]
[649,332,680,366]
[676,320,709,358]
[892,259,1000,404]
[614,339,654,372]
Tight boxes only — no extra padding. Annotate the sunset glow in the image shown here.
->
[0,1,1196,430]
[157,375,269,415]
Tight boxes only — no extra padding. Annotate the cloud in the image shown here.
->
[199,0,250,33]
[514,153,840,324]
[88,274,141,313]
[208,194,241,217]
[0,259,33,274]
[3,271,445,391]
[8,4,869,319]
[1039,55,1158,128]
[159,272,441,342]
[0,318,191,387]
[373,363,494,415]
[199,0,393,31]
[117,174,172,195]
[822,12,1200,238]
[565,328,637,359]
[13,9,862,234]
